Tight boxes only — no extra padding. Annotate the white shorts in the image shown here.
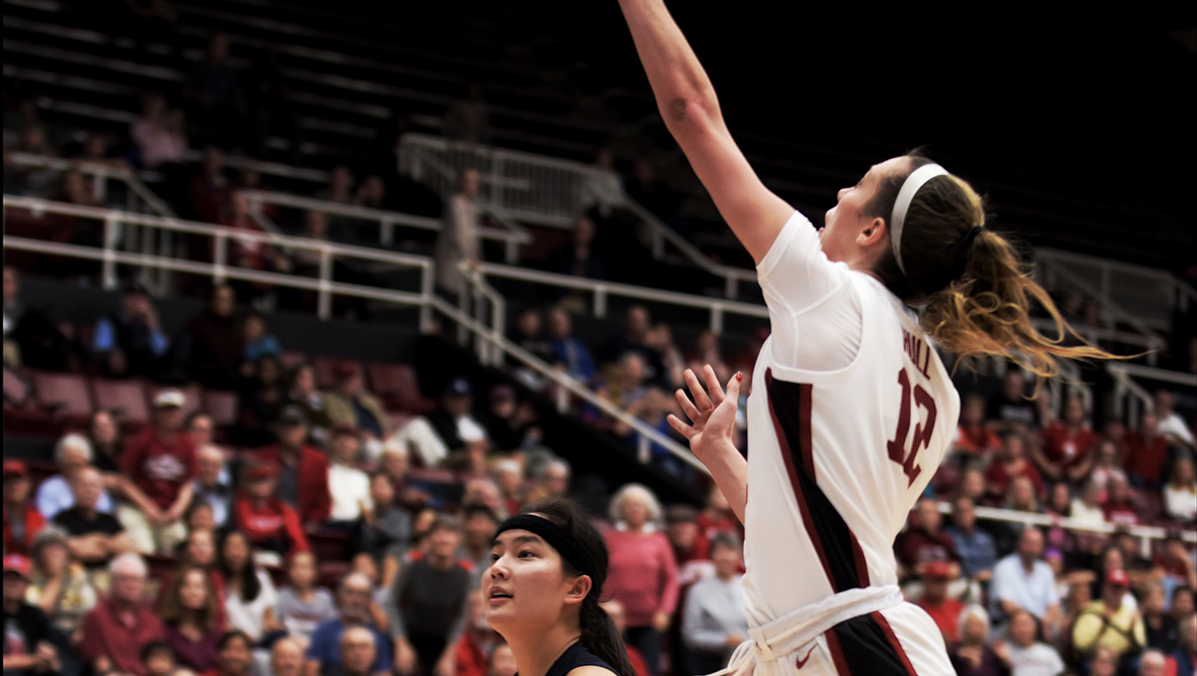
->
[739,603,953,676]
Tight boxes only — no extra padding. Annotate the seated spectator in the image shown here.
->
[526,457,571,503]
[984,432,1045,504]
[216,529,279,644]
[358,473,411,566]
[987,369,1040,432]
[492,460,524,517]
[10,123,59,196]
[895,498,962,579]
[2,555,64,676]
[181,284,243,389]
[421,377,489,470]
[1070,479,1108,526]
[681,533,747,675]
[948,605,1008,676]
[209,629,255,676]
[596,352,649,419]
[461,477,506,519]
[327,426,373,527]
[944,496,998,582]
[1089,439,1128,497]
[1143,583,1180,653]
[479,386,537,454]
[1005,609,1064,676]
[140,641,177,676]
[665,504,709,566]
[581,147,624,221]
[93,281,170,379]
[1159,536,1197,592]
[625,157,684,228]
[645,324,685,390]
[442,82,492,145]
[229,460,309,561]
[1034,395,1097,484]
[183,33,245,151]
[193,444,233,528]
[269,636,305,676]
[254,406,332,524]
[696,484,739,544]
[355,174,390,212]
[37,433,115,521]
[1123,414,1172,489]
[990,529,1061,628]
[1164,456,1197,522]
[1154,389,1195,450]
[72,131,128,170]
[1102,474,1143,527]
[597,599,651,676]
[317,165,355,206]
[241,310,281,366]
[275,550,335,642]
[547,307,598,384]
[458,505,499,588]
[51,466,134,568]
[284,364,333,441]
[160,564,225,672]
[685,330,730,387]
[235,354,286,447]
[325,365,390,446]
[130,93,188,169]
[1172,615,1196,676]
[75,553,165,675]
[951,397,995,461]
[334,625,381,676]
[2,461,45,557]
[390,517,470,676]
[1072,568,1147,662]
[118,389,197,553]
[603,305,665,385]
[86,408,124,476]
[1003,475,1042,514]
[1088,646,1120,676]
[305,572,392,676]
[916,561,965,643]
[187,146,233,224]
[453,592,502,676]
[24,527,96,635]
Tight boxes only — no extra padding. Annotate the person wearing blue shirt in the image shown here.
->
[546,307,597,384]
[92,283,169,378]
[944,496,998,581]
[989,529,1061,628]
[241,310,281,364]
[36,434,114,520]
[304,573,392,676]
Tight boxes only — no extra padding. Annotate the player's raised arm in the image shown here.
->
[617,0,793,264]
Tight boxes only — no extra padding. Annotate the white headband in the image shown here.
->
[889,163,948,276]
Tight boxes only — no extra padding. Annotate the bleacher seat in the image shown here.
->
[202,389,240,428]
[279,351,307,371]
[31,371,94,427]
[313,356,360,390]
[366,362,435,414]
[89,378,151,430]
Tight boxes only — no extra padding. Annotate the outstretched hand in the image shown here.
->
[667,365,742,464]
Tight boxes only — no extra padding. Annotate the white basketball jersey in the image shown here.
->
[740,212,961,628]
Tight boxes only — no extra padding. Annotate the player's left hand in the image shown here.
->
[668,365,741,464]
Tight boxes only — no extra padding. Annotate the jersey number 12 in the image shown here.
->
[886,368,938,487]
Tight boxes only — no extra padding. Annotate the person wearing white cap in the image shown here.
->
[116,389,198,553]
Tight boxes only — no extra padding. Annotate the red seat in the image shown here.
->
[313,356,360,390]
[31,371,94,425]
[203,390,239,427]
[279,351,307,371]
[89,378,151,427]
[146,383,203,419]
[366,362,435,414]
[3,368,56,435]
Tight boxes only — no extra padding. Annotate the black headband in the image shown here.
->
[493,514,599,584]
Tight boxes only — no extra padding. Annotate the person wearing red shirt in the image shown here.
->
[229,460,309,561]
[453,592,503,676]
[696,483,740,541]
[600,599,653,676]
[1102,474,1143,527]
[2,461,46,556]
[1035,396,1098,484]
[952,394,1003,458]
[915,561,965,643]
[985,432,1046,503]
[895,498,963,579]
[75,552,166,676]
[253,406,331,525]
[118,390,198,553]
[1123,414,1173,489]
[665,505,710,565]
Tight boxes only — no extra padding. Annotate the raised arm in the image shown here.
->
[617,0,793,263]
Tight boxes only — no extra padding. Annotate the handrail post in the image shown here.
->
[213,232,228,285]
[317,248,333,320]
[725,274,737,299]
[94,173,107,203]
[419,264,434,334]
[651,230,664,260]
[457,283,469,346]
[101,215,119,290]
[505,238,517,265]
[637,435,651,465]
[711,307,724,335]
[594,288,607,319]
[381,218,394,247]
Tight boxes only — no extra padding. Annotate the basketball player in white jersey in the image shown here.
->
[615,1,1115,674]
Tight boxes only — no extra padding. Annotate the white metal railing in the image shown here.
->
[1035,247,1194,336]
[2,196,435,328]
[239,189,531,263]
[178,150,329,184]
[8,152,176,218]
[400,133,757,298]
[1108,362,1197,429]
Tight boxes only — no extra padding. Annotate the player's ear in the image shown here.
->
[563,574,592,606]
[857,215,887,247]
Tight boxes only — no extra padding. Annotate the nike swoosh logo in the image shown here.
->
[795,646,817,669]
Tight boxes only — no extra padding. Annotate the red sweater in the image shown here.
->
[120,428,198,510]
[2,503,46,555]
[253,445,332,524]
[231,495,310,557]
[605,529,679,628]
[76,599,165,675]
[917,597,964,642]
[1039,422,1097,472]
[984,459,1045,500]
[1122,431,1170,485]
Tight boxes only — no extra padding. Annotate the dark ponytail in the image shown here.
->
[521,498,638,676]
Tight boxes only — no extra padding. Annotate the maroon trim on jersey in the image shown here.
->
[870,612,918,676]
[823,627,852,675]
[765,369,871,593]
